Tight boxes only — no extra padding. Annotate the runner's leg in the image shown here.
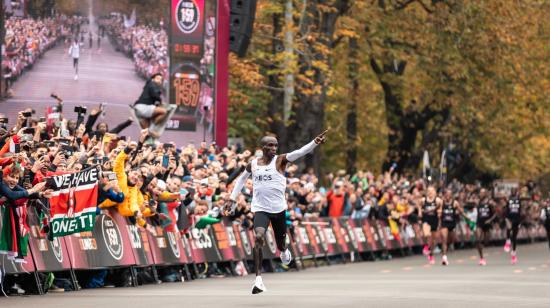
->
[269,211,288,252]
[253,212,269,276]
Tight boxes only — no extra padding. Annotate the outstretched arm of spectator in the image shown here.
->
[109,119,133,134]
[229,163,251,201]
[84,108,101,136]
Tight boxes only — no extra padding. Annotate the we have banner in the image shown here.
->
[48,166,100,237]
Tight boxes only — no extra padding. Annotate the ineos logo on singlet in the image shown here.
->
[254,175,273,182]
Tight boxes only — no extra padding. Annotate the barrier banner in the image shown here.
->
[146,226,190,265]
[27,208,71,272]
[189,226,222,263]
[302,221,326,257]
[374,220,402,250]
[211,222,238,261]
[304,218,332,255]
[361,219,382,252]
[63,211,136,269]
[293,224,316,258]
[230,222,253,260]
[346,218,371,253]
[400,223,423,249]
[331,218,353,254]
[124,220,154,266]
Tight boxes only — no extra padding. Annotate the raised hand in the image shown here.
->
[314,128,330,145]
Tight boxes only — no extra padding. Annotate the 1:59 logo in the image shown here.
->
[176,0,200,34]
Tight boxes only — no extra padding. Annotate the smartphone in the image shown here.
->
[104,172,117,181]
[23,127,35,134]
[162,154,169,168]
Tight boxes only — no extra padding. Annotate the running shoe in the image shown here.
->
[280,248,292,266]
[428,255,435,265]
[511,251,517,265]
[422,245,430,256]
[252,276,266,294]
[74,74,78,81]
[442,255,449,266]
[504,240,511,253]
[479,258,487,266]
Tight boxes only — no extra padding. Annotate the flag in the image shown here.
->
[48,167,100,237]
[440,149,447,184]
[422,150,431,180]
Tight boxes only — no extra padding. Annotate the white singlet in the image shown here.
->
[250,155,287,213]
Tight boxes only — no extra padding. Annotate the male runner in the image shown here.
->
[503,188,522,264]
[68,39,81,80]
[439,188,465,266]
[225,130,329,294]
[476,188,496,266]
[417,185,442,265]
[541,199,550,250]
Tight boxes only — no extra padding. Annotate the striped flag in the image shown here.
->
[48,166,100,237]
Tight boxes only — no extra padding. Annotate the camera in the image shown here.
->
[22,111,32,117]
[74,106,87,114]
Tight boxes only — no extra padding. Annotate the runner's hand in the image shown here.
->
[314,128,330,144]
[223,199,237,216]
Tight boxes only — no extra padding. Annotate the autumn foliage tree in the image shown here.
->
[231,0,550,182]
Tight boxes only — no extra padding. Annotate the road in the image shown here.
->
[2,243,550,308]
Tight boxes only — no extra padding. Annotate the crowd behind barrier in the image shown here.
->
[99,16,168,81]
[1,100,550,294]
[1,15,86,97]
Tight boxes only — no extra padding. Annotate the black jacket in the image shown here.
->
[134,80,162,106]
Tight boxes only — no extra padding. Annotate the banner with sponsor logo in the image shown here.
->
[146,225,192,265]
[63,210,136,269]
[26,208,71,272]
[48,166,99,237]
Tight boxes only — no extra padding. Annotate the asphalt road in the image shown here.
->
[2,242,550,308]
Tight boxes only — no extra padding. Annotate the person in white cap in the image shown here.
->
[224,129,329,294]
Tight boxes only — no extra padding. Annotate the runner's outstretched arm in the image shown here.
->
[283,129,329,163]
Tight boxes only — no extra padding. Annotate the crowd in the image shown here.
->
[1,15,85,97]
[99,16,168,81]
[1,100,550,292]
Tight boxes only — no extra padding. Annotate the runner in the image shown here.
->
[417,185,442,265]
[68,39,81,80]
[476,188,496,266]
[224,129,329,294]
[439,188,466,265]
[132,73,172,137]
[503,188,522,264]
[541,199,550,250]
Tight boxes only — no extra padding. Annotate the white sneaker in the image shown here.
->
[252,276,266,294]
[442,255,449,266]
[11,283,25,294]
[74,74,78,80]
[280,248,292,266]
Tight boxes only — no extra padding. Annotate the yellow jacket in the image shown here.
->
[112,150,139,217]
